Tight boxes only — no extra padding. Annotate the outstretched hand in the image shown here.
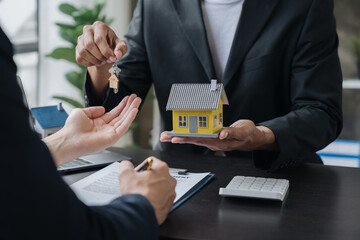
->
[160,120,278,152]
[44,94,141,166]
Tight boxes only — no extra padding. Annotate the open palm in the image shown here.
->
[62,94,141,159]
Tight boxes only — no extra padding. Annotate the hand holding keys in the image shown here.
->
[108,62,121,94]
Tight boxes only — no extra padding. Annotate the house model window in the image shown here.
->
[198,116,208,128]
[166,80,229,138]
[178,115,187,127]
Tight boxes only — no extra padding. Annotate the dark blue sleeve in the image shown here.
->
[0,27,158,240]
[90,195,158,240]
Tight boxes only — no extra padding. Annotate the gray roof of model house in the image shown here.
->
[166,83,229,111]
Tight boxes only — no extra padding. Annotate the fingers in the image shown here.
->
[219,121,244,140]
[101,96,129,123]
[219,129,229,140]
[114,39,128,59]
[118,94,141,120]
[77,27,104,66]
[148,157,169,172]
[106,94,137,125]
[159,131,172,142]
[135,157,154,172]
[94,22,117,61]
[76,21,123,67]
[134,157,170,174]
[108,94,136,124]
[76,35,101,67]
[115,108,139,136]
[170,136,217,147]
[171,137,204,146]
[221,120,255,140]
[135,158,149,172]
[170,136,200,144]
[166,136,241,151]
[84,26,108,62]
[160,132,214,145]
[81,106,105,119]
[110,94,141,126]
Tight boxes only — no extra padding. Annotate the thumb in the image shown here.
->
[219,126,246,140]
[219,128,230,140]
[114,39,128,59]
[82,107,105,119]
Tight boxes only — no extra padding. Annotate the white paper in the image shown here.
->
[320,156,359,168]
[70,162,210,206]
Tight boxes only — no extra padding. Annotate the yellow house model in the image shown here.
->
[166,80,229,138]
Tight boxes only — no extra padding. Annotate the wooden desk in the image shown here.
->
[63,148,360,240]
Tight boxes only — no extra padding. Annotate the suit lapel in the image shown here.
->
[170,0,216,81]
[223,0,280,86]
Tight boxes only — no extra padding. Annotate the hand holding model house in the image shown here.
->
[161,80,278,152]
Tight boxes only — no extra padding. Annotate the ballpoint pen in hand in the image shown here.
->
[137,157,154,172]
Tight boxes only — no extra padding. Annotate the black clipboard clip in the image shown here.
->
[178,169,189,175]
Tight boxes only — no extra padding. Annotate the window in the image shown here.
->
[219,112,223,125]
[198,116,208,128]
[178,115,187,127]
[0,0,39,108]
[214,114,218,128]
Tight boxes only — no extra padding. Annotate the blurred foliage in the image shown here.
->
[47,0,113,108]
[354,32,360,62]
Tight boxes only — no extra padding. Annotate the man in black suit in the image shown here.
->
[77,0,342,170]
[0,27,176,240]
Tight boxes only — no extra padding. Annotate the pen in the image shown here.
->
[137,157,154,172]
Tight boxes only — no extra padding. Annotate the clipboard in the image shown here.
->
[171,173,215,211]
[70,162,215,210]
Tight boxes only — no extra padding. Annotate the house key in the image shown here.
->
[108,61,121,94]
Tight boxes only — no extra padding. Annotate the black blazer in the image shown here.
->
[85,0,342,170]
[0,28,158,240]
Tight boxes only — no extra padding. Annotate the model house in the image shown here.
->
[166,80,229,138]
[30,103,68,138]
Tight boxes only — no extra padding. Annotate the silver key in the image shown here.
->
[108,62,121,94]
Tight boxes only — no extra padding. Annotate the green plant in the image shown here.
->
[354,32,360,62]
[47,0,113,108]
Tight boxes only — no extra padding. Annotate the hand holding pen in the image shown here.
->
[136,157,154,172]
[117,157,177,225]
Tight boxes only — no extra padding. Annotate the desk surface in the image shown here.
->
[63,148,360,240]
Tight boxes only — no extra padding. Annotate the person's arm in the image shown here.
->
[43,94,140,166]
[0,27,175,240]
[76,21,126,101]
[253,0,342,170]
[78,0,152,112]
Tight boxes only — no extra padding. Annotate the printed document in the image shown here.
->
[70,162,211,206]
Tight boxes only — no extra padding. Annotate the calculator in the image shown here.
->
[219,176,289,201]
